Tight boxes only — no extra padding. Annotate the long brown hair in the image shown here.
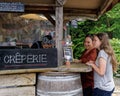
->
[95,33,117,71]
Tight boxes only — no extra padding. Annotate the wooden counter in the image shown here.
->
[0,63,92,75]
[58,63,92,72]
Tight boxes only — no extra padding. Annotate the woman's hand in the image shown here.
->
[86,60,94,66]
[73,59,80,63]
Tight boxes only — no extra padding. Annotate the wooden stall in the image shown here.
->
[0,0,120,96]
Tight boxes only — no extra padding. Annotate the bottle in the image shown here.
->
[65,55,71,68]
[65,35,72,46]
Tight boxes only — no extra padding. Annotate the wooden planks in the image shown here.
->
[0,73,36,96]
[0,86,35,96]
[55,0,64,66]
[0,73,36,88]
[0,64,91,96]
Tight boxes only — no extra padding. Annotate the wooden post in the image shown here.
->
[55,0,67,66]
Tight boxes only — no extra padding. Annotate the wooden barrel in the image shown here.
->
[37,72,83,96]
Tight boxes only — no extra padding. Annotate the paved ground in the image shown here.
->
[112,78,120,96]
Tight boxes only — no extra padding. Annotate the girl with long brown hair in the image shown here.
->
[87,33,117,96]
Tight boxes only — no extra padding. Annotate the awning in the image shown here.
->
[0,0,119,21]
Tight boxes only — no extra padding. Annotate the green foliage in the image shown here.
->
[106,3,120,39]
[70,27,85,58]
[110,38,120,77]
[110,38,120,64]
[69,3,120,60]
[70,20,97,58]
[88,15,108,34]
[106,3,120,18]
[88,3,120,38]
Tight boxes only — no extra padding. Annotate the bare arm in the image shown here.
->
[87,57,106,76]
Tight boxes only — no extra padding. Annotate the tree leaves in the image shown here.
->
[106,3,120,18]
[69,3,120,59]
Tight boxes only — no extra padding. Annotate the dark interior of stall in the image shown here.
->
[0,13,55,49]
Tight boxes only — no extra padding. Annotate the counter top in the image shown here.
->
[58,63,92,72]
[0,63,92,75]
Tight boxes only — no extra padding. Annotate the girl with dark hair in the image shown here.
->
[87,33,117,96]
[74,34,98,96]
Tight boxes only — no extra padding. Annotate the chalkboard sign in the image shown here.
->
[0,48,57,70]
[63,47,73,62]
[0,2,24,12]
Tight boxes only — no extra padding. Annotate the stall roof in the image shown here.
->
[0,0,120,21]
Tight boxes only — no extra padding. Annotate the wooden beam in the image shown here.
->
[55,1,64,66]
[106,0,120,11]
[57,0,67,5]
[98,0,114,17]
[44,14,55,26]
[25,3,59,7]
[25,5,55,14]
[0,73,36,87]
[64,8,98,14]
[0,86,35,96]
[0,63,92,75]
